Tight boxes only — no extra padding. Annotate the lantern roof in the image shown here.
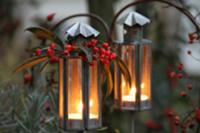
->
[65,22,100,38]
[118,11,150,27]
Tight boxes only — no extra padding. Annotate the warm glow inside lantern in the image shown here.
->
[114,11,151,111]
[59,57,101,131]
[114,42,151,111]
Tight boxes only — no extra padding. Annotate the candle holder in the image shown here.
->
[114,11,152,111]
[55,15,108,131]
[59,56,102,131]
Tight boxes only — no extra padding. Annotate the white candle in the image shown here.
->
[68,100,98,120]
[122,83,149,102]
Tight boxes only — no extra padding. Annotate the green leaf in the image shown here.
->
[26,27,64,49]
[116,56,131,88]
[78,45,92,63]
[14,56,49,73]
[103,65,113,98]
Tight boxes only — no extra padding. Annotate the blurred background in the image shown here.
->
[1,0,200,133]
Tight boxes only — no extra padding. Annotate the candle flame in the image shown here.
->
[77,101,83,113]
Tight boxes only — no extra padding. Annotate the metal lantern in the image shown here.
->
[114,11,152,111]
[58,22,102,131]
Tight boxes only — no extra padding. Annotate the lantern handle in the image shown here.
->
[51,13,110,39]
[109,0,200,42]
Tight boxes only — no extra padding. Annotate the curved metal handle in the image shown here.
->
[51,13,110,39]
[109,0,200,42]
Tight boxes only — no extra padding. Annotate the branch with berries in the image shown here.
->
[14,27,131,97]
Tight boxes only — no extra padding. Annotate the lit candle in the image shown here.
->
[122,82,149,102]
[68,100,98,120]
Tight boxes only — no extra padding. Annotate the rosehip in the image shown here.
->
[82,56,88,62]
[24,74,32,84]
[64,50,69,56]
[46,48,54,57]
[187,84,193,90]
[65,44,72,51]
[91,39,97,46]
[47,13,55,21]
[100,57,105,63]
[177,73,183,79]
[35,48,42,56]
[110,53,117,60]
[105,50,111,56]
[169,71,176,78]
[50,56,59,64]
[93,47,99,53]
[45,102,51,112]
[195,109,200,123]
[177,63,183,71]
[50,42,56,49]
[100,48,106,55]
[180,91,187,97]
[102,42,109,48]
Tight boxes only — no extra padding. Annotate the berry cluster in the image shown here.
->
[168,62,192,97]
[34,39,117,66]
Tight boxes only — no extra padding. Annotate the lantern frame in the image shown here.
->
[114,39,152,111]
[59,57,102,131]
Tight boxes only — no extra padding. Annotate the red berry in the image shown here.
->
[50,56,59,64]
[65,44,72,51]
[144,120,162,130]
[188,32,197,44]
[45,101,51,112]
[100,57,105,63]
[169,71,176,78]
[64,50,69,56]
[110,53,117,60]
[91,39,97,46]
[102,42,109,48]
[180,91,187,97]
[177,73,183,79]
[82,56,88,62]
[50,43,56,49]
[177,63,184,71]
[46,48,54,57]
[105,50,111,56]
[93,47,99,53]
[24,74,32,84]
[100,48,106,55]
[46,13,55,21]
[195,109,200,123]
[187,84,193,90]
[35,48,42,56]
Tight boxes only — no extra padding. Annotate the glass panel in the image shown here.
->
[141,45,151,107]
[89,61,99,120]
[67,58,83,120]
[121,45,136,104]
[59,58,64,120]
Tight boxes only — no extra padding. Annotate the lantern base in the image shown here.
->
[114,100,151,111]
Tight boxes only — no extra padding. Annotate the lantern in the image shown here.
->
[58,22,102,131]
[114,11,152,111]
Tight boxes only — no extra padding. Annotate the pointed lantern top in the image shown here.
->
[118,11,150,27]
[65,22,100,38]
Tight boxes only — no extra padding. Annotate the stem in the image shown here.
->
[131,113,135,133]
[196,125,200,133]
[109,0,200,42]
